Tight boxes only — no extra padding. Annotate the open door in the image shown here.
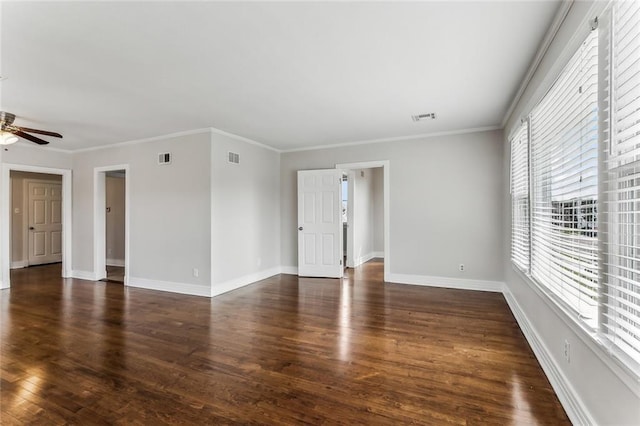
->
[297,169,343,278]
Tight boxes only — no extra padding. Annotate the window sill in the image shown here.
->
[511,264,640,397]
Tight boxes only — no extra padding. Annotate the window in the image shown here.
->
[530,28,600,324]
[510,2,640,372]
[601,0,640,366]
[510,121,530,271]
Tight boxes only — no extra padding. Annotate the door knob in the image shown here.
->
[298,226,303,231]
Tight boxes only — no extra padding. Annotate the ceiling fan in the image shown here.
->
[0,111,63,146]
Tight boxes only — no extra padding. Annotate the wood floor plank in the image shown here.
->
[0,260,569,424]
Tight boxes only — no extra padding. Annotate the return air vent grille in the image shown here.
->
[228,152,240,164]
[411,113,437,122]
[158,152,171,165]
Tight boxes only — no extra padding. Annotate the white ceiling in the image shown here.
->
[0,1,560,152]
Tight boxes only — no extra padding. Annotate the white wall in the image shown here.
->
[210,132,281,295]
[281,129,504,284]
[502,1,640,424]
[0,144,73,170]
[72,131,212,292]
[105,174,125,265]
[372,167,384,255]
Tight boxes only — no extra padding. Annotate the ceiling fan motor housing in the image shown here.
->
[0,111,16,128]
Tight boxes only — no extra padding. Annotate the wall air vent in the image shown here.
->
[411,113,437,122]
[158,152,172,165]
[228,151,240,164]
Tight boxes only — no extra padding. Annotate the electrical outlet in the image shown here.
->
[193,268,199,278]
[459,264,465,272]
[564,340,571,363]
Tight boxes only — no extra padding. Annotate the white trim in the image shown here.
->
[74,128,212,153]
[128,276,211,297]
[106,258,125,267]
[209,128,281,153]
[502,285,595,425]
[94,165,130,285]
[280,266,298,275]
[1,163,73,289]
[211,266,281,297]
[9,140,72,154]
[285,126,500,153]
[210,129,216,301]
[336,160,390,282]
[346,171,355,268]
[71,270,100,281]
[388,273,503,293]
[10,260,28,269]
[372,251,384,258]
[71,126,280,154]
[353,252,376,268]
[501,0,574,128]
[512,266,640,396]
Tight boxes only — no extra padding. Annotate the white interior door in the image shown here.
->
[297,169,343,278]
[28,181,63,266]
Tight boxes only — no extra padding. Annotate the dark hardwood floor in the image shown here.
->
[1,260,569,425]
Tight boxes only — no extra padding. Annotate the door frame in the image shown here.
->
[345,171,355,268]
[1,163,73,289]
[335,160,390,282]
[23,178,64,266]
[94,165,130,284]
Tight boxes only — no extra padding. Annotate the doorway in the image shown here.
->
[11,172,64,268]
[342,167,384,269]
[105,171,126,283]
[94,165,129,284]
[336,161,390,282]
[1,164,72,289]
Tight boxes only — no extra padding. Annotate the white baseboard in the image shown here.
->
[128,276,211,297]
[11,260,28,269]
[502,286,594,425]
[354,252,376,267]
[71,270,100,281]
[372,251,385,258]
[388,273,503,293]
[0,280,7,290]
[280,266,299,275]
[106,258,125,267]
[212,266,281,297]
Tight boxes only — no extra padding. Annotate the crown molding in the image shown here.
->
[281,125,502,153]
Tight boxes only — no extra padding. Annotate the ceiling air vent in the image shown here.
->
[412,113,437,122]
[158,152,172,165]
[228,151,240,164]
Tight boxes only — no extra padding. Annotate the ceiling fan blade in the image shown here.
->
[14,130,49,145]
[16,126,63,138]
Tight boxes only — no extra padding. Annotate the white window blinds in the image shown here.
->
[510,122,530,271]
[602,0,640,365]
[529,28,600,324]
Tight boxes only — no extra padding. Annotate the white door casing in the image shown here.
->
[297,169,344,278]
[27,181,63,266]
